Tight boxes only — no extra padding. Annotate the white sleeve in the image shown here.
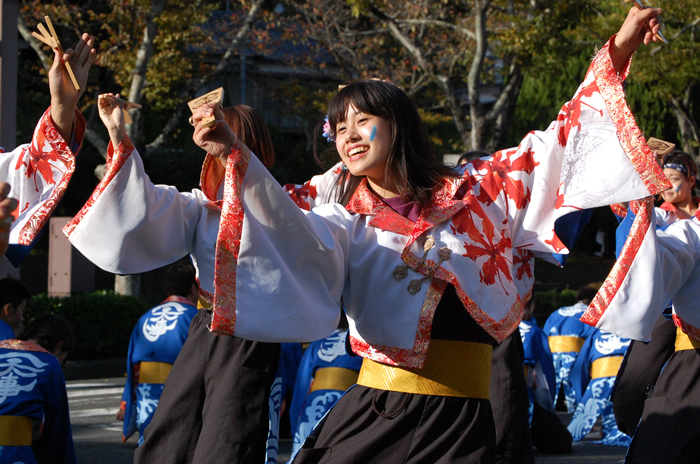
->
[582,198,698,340]
[2,108,84,246]
[207,145,347,342]
[464,38,669,256]
[64,137,204,274]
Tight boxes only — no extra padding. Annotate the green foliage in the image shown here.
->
[24,291,149,360]
[532,287,578,326]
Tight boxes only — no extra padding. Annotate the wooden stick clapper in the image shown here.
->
[188,87,224,128]
[32,16,81,91]
[100,95,141,124]
[647,137,675,159]
[624,0,667,43]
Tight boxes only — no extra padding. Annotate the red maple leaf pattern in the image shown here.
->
[513,249,534,281]
[554,183,583,210]
[557,81,601,147]
[451,198,513,293]
[15,144,60,192]
[544,230,566,253]
[284,182,317,212]
[469,147,539,210]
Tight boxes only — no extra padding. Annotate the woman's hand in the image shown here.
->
[49,33,96,142]
[191,103,237,162]
[98,93,127,147]
[611,6,662,73]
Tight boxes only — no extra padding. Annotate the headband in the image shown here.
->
[663,163,688,176]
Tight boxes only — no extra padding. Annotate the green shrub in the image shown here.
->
[24,291,149,360]
[532,287,578,326]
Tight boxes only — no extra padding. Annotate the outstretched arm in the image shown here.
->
[49,33,96,142]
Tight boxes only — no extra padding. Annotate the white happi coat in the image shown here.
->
[0,108,84,250]
[66,38,668,369]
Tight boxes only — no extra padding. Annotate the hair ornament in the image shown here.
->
[322,115,335,143]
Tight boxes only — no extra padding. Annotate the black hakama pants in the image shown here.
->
[625,347,700,464]
[611,314,676,436]
[295,285,499,464]
[133,309,280,464]
[489,329,534,464]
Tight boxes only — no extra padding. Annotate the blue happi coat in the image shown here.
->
[266,343,303,464]
[288,330,362,461]
[567,330,631,446]
[0,319,14,341]
[519,319,557,420]
[543,302,597,412]
[0,340,75,464]
[120,296,197,443]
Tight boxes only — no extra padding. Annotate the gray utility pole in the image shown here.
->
[0,0,18,150]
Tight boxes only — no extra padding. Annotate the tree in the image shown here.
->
[284,0,598,153]
[19,0,268,296]
[621,0,700,159]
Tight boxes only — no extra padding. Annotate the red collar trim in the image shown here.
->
[344,177,465,238]
[162,295,196,306]
[660,199,700,221]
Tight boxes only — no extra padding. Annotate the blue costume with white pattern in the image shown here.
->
[0,340,75,464]
[120,296,197,443]
[567,330,631,446]
[543,302,597,412]
[519,319,556,421]
[288,330,362,461]
[266,343,302,464]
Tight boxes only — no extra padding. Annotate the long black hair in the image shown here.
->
[323,80,457,207]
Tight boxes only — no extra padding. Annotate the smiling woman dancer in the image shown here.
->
[67,8,664,464]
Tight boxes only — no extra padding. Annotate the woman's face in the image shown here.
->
[662,167,695,205]
[335,105,392,191]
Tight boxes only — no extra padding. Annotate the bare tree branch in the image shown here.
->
[395,19,475,39]
[17,16,52,72]
[143,0,265,155]
[126,0,166,142]
[651,17,700,56]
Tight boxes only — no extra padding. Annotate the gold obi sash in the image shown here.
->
[139,362,173,384]
[0,415,32,446]
[590,356,624,379]
[548,336,585,353]
[675,328,700,351]
[310,367,359,393]
[356,339,492,399]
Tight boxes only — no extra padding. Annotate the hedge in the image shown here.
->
[532,287,578,326]
[24,291,149,360]
[22,287,579,359]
